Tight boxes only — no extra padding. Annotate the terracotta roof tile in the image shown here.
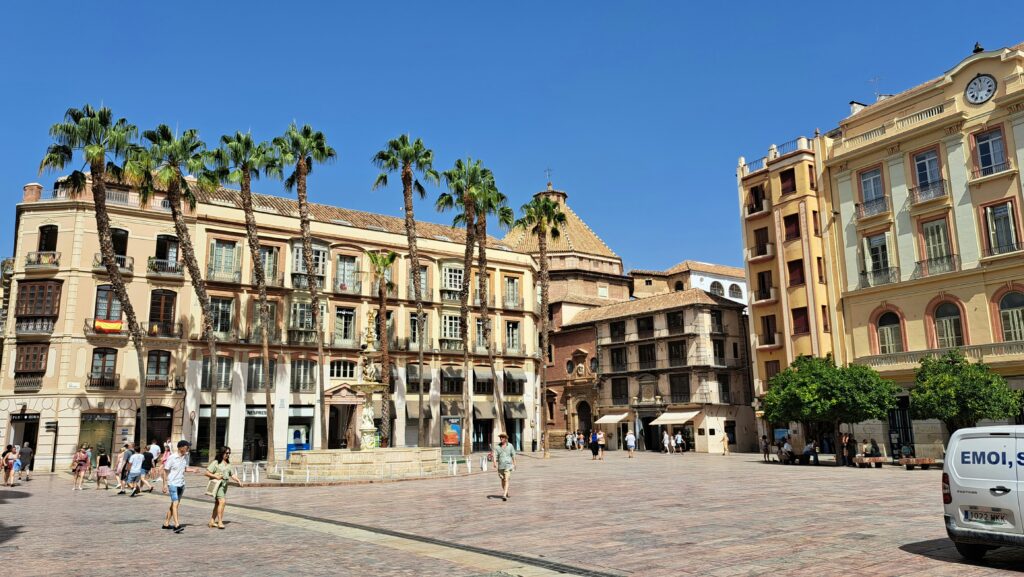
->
[629,260,745,279]
[502,190,618,259]
[564,288,741,327]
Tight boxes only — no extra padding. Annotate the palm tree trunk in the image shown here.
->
[294,161,329,450]
[476,214,503,446]
[89,166,148,445]
[239,171,275,465]
[459,203,476,456]
[166,181,218,462]
[400,166,428,446]
[539,230,550,456]
[378,284,392,447]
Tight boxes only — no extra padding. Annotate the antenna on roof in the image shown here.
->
[544,167,552,189]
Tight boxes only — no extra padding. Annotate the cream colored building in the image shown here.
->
[1,179,540,466]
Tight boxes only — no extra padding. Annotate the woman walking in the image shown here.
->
[597,430,606,460]
[71,445,89,490]
[95,448,112,490]
[589,430,600,460]
[1,445,14,486]
[205,446,243,529]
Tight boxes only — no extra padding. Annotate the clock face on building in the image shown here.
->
[965,74,997,104]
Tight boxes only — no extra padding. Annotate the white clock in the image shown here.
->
[965,74,997,104]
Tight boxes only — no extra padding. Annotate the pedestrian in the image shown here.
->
[845,434,858,468]
[206,446,243,529]
[18,442,33,481]
[126,447,146,496]
[761,435,771,462]
[669,433,676,454]
[162,440,197,533]
[149,439,162,461]
[803,439,819,465]
[625,430,636,458]
[565,432,573,450]
[662,430,670,454]
[114,444,129,492]
[138,448,155,493]
[722,433,730,456]
[674,431,683,454]
[71,445,89,490]
[95,448,112,490]
[577,431,585,452]
[597,430,606,460]
[589,430,599,460]
[490,432,516,501]
[1,445,15,486]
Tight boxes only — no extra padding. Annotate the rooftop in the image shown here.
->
[630,260,745,279]
[502,184,619,260]
[563,288,741,327]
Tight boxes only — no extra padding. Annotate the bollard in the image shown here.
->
[305,466,310,483]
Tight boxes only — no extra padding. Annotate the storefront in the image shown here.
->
[650,411,700,452]
[135,406,174,448]
[472,399,498,451]
[243,406,269,461]
[78,413,115,464]
[9,413,40,467]
[197,406,229,461]
[405,365,433,448]
[287,405,314,457]
[502,401,527,451]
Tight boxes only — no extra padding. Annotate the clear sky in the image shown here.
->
[2,2,1021,272]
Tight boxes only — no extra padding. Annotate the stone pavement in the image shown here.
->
[3,450,1023,576]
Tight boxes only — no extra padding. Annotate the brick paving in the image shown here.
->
[3,450,1024,576]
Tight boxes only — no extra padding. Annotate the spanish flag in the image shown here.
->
[94,319,123,333]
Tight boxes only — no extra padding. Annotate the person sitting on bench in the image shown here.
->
[802,439,819,465]
[779,438,796,464]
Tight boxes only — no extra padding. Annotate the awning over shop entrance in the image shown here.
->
[406,364,434,382]
[650,411,700,426]
[594,413,630,424]
[473,367,494,382]
[503,401,528,419]
[504,368,528,382]
[474,400,497,418]
[441,400,465,416]
[405,400,433,420]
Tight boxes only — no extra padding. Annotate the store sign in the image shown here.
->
[82,413,115,422]
[246,407,268,417]
[10,414,40,422]
[289,406,314,417]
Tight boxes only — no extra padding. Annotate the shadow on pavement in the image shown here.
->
[0,490,31,504]
[0,521,24,546]
[900,538,1024,572]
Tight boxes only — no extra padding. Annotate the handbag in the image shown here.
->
[204,478,222,497]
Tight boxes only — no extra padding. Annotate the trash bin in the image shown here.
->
[531,440,537,452]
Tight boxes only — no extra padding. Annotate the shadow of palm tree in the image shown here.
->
[0,490,31,505]
[900,538,1024,572]
[0,520,24,547]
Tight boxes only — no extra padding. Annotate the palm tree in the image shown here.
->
[472,173,514,444]
[210,132,279,464]
[366,249,398,446]
[513,196,566,457]
[39,105,150,440]
[124,125,220,461]
[438,158,489,455]
[275,123,337,449]
[371,135,439,446]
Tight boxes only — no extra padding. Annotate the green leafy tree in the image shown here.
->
[910,349,1021,435]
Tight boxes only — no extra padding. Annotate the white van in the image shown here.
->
[943,425,1024,560]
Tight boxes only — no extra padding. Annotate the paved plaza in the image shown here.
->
[3,450,1024,576]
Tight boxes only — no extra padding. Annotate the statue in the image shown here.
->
[361,401,375,429]
[363,361,381,383]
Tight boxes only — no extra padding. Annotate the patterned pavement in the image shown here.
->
[3,450,1023,576]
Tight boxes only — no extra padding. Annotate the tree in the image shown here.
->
[438,158,490,455]
[275,123,337,449]
[910,349,1021,435]
[210,132,279,463]
[371,135,439,446]
[513,196,566,456]
[125,125,219,460]
[366,249,398,447]
[40,105,150,441]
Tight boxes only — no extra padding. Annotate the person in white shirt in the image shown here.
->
[126,450,146,496]
[625,431,636,458]
[162,440,197,533]
[147,440,162,482]
[662,430,671,454]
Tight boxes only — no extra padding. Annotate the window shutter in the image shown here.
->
[986,206,999,251]
[861,237,871,271]
[883,231,895,270]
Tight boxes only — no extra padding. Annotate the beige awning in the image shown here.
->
[406,400,432,420]
[503,401,528,419]
[441,400,465,416]
[594,413,630,424]
[473,367,494,381]
[650,411,700,426]
[504,368,527,382]
[474,400,497,418]
[406,364,434,381]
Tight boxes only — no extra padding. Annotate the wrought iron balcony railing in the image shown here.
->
[859,267,900,288]
[856,197,889,220]
[147,258,183,276]
[92,253,134,274]
[25,251,60,268]
[912,255,960,279]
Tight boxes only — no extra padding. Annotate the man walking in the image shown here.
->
[625,430,636,458]
[491,433,516,502]
[17,442,33,481]
[126,447,146,496]
[162,440,197,533]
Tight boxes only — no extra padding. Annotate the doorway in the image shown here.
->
[576,401,593,434]
[328,405,355,449]
[473,418,493,452]
[641,416,658,451]
[135,406,173,448]
[10,414,40,469]
[78,413,115,466]
[888,395,915,457]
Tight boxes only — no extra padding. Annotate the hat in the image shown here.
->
[499,433,508,438]
[176,440,191,448]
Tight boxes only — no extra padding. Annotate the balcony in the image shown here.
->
[912,255,960,279]
[25,251,60,270]
[147,258,183,277]
[611,396,630,406]
[745,199,771,219]
[610,362,628,373]
[211,329,239,343]
[856,197,889,221]
[756,333,782,350]
[244,325,282,345]
[638,358,658,370]
[334,277,363,296]
[857,341,1024,371]
[92,253,134,275]
[143,321,183,339]
[13,374,43,391]
[752,287,777,305]
[440,338,464,351]
[984,241,1023,258]
[251,271,285,288]
[667,323,687,336]
[440,288,462,303]
[14,316,56,336]
[503,342,525,356]
[636,328,655,340]
[971,161,1013,181]
[84,318,128,338]
[201,379,233,392]
[405,337,435,352]
[472,293,495,308]
[909,180,949,205]
[287,328,320,346]
[207,267,242,284]
[859,267,900,289]
[407,282,432,302]
[745,243,774,263]
[330,333,360,349]
[291,273,325,290]
[667,356,687,368]
[669,394,691,404]
[87,372,119,390]
[710,322,727,334]
[503,295,524,311]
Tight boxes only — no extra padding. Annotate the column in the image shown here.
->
[944,134,979,267]
[888,154,915,280]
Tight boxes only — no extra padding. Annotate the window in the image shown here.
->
[442,266,463,290]
[110,228,128,257]
[761,315,777,341]
[441,370,463,394]
[864,233,890,271]
[732,342,739,359]
[860,168,884,203]
[504,276,520,304]
[637,316,654,336]
[292,244,327,276]
[812,210,820,236]
[247,358,277,390]
[371,266,394,296]
[755,271,772,299]
[565,360,574,374]
[640,278,651,286]
[822,305,830,333]
[791,307,809,334]
[669,374,689,403]
[589,357,598,372]
[211,297,234,333]
[787,259,805,286]
[610,321,626,341]
[250,301,278,336]
[155,235,179,261]
[668,341,686,366]
[817,257,825,283]
[975,128,1007,176]
[984,201,1019,255]
[290,359,317,391]
[667,311,684,331]
[94,285,122,321]
[336,255,359,290]
[933,302,963,348]
[505,321,520,350]
[16,281,61,316]
[410,313,427,344]
[202,356,234,390]
[611,347,627,371]
[877,312,904,354]
[473,369,493,394]
[148,290,176,334]
[37,225,58,252]
[373,311,394,345]
[503,372,524,395]
[914,149,941,187]
[999,292,1024,342]
[91,348,117,379]
[764,360,781,382]
[673,281,684,292]
[780,168,796,194]
[638,344,656,368]
[441,314,461,340]
[329,360,356,379]
[783,214,800,241]
[728,284,742,299]
[749,184,765,210]
[754,227,770,252]
[335,307,355,340]
[712,339,725,363]
[808,165,817,190]
[718,373,731,404]
[15,344,48,373]
[709,281,724,296]
[611,378,629,404]
[258,246,279,279]
[210,239,239,273]
[475,318,487,348]
[597,285,609,298]
[146,350,171,385]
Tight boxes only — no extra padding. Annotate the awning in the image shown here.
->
[503,401,528,419]
[650,411,701,426]
[442,366,464,379]
[441,400,465,416]
[473,367,494,381]
[594,413,629,424]
[372,399,397,417]
[504,368,527,382]
[406,364,434,381]
[474,400,497,418]
[406,400,433,420]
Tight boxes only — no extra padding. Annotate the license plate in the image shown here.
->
[965,510,1008,524]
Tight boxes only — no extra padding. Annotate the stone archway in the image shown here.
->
[325,383,365,449]
[576,400,593,434]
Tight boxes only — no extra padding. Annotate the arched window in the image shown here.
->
[110,228,129,257]
[1000,292,1024,342]
[876,312,903,354]
[38,225,58,252]
[728,284,742,299]
[565,360,574,375]
[674,281,685,292]
[934,302,963,348]
[709,281,724,296]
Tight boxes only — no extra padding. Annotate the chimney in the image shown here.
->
[973,42,984,54]
[22,183,43,203]
[849,100,869,115]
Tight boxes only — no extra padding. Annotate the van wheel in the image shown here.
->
[905,464,914,470]
[954,542,990,561]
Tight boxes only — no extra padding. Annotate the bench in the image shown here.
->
[853,456,886,469]
[779,452,814,465]
[899,457,940,470]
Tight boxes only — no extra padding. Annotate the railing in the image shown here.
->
[912,255,960,279]
[330,333,360,349]
[972,160,1013,180]
[212,329,239,343]
[667,356,687,368]
[859,267,900,288]
[752,287,777,303]
[25,251,60,268]
[404,337,435,352]
[638,359,658,370]
[207,267,242,283]
[244,326,282,345]
[503,342,524,356]
[710,322,727,334]
[756,333,781,348]
[84,318,128,337]
[856,197,889,220]
[143,321,183,339]
[637,328,655,340]
[984,241,1023,258]
[611,396,629,406]
[252,271,285,288]
[291,380,316,393]
[609,331,626,343]
[15,317,55,335]
[667,323,686,336]
[503,296,524,310]
[334,277,362,295]
[774,138,809,157]
[92,253,134,273]
[895,102,946,129]
[610,362,628,373]
[291,273,324,290]
[147,258,183,276]
[105,189,136,207]
[857,341,1024,369]
[472,294,495,307]
[407,283,433,302]
[742,157,766,174]
[146,376,170,388]
[201,379,233,392]
[910,180,948,205]
[13,375,43,391]
[287,328,320,346]
[436,337,463,351]
[841,125,886,149]
[670,394,691,404]
[370,282,398,298]
[746,199,771,216]
[440,288,462,303]
[87,373,119,389]
[746,243,774,261]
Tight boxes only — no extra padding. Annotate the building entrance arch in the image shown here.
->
[576,401,592,434]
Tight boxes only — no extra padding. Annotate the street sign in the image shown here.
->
[44,421,58,432]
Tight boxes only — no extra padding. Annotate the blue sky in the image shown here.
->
[1,2,1021,271]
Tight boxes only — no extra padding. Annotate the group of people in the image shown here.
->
[839,434,882,467]
[66,438,243,532]
[564,429,608,460]
[1,442,34,486]
[661,430,689,454]
[761,433,882,466]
